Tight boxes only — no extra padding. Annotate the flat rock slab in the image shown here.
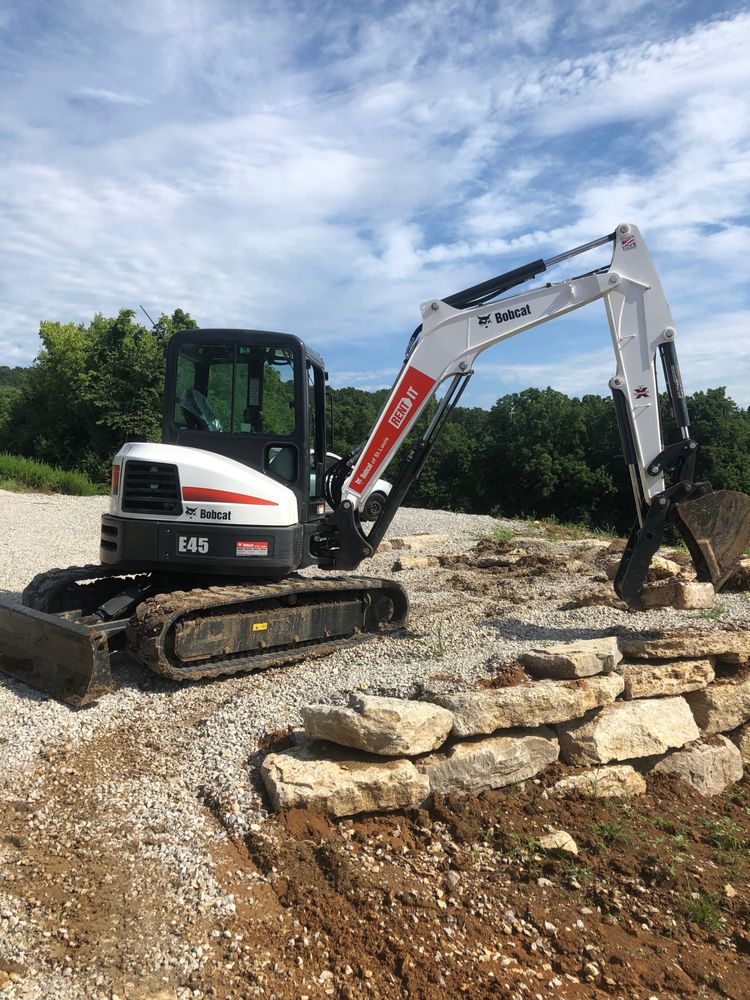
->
[684,672,750,733]
[431,674,624,737]
[557,696,700,765]
[418,726,559,795]
[620,631,750,665]
[260,742,430,817]
[302,694,453,756]
[550,764,646,799]
[393,555,440,570]
[390,534,450,550]
[639,580,715,610]
[622,658,715,700]
[650,736,743,796]
[729,721,750,763]
[520,637,622,680]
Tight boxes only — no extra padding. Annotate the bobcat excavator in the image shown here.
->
[1,223,749,706]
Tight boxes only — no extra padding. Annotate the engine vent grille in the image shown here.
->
[121,460,182,515]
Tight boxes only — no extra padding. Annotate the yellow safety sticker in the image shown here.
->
[252,622,268,632]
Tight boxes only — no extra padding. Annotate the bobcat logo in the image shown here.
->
[478,314,492,327]
[185,506,198,517]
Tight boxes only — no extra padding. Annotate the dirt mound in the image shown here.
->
[205,772,750,999]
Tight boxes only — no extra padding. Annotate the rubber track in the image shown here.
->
[127,575,408,681]
[20,566,408,685]
[22,564,124,614]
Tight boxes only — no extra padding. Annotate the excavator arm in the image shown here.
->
[318,224,750,604]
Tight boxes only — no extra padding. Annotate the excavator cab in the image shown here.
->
[163,329,329,518]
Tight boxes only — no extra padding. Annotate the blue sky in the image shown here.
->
[1,0,749,406]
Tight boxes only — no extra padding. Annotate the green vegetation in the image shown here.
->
[2,306,750,526]
[691,604,728,621]
[682,890,724,931]
[0,308,197,482]
[0,453,104,495]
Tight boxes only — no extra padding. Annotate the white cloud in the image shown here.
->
[0,0,748,418]
[74,87,150,106]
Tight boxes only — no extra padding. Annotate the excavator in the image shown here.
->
[1,223,749,706]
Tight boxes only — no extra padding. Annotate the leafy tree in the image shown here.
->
[0,308,197,480]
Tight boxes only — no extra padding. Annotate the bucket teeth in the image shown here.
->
[674,489,750,589]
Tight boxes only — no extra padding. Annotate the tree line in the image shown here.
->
[2,308,749,532]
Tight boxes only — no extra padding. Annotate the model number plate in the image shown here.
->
[177,536,209,554]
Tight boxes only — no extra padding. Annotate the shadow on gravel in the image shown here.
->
[481,614,622,644]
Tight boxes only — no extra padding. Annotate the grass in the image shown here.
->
[536,516,618,542]
[0,453,105,496]
[703,817,745,854]
[487,524,514,543]
[590,817,632,851]
[484,515,619,545]
[690,603,728,621]
[682,890,724,931]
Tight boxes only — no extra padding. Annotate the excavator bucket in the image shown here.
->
[674,489,750,590]
[0,599,115,707]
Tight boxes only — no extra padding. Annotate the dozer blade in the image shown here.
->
[0,598,115,707]
[674,489,750,590]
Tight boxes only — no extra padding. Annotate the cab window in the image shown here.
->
[173,344,296,435]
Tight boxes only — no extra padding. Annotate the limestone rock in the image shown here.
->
[651,736,743,796]
[301,695,453,756]
[260,742,430,817]
[417,726,559,795]
[550,764,646,799]
[539,829,578,855]
[557,696,700,765]
[520,637,622,680]
[639,580,715,610]
[605,554,682,582]
[567,584,629,612]
[729,721,750,764]
[725,556,750,591]
[684,672,750,733]
[620,631,750,664]
[622,658,715,700]
[392,555,439,570]
[390,533,450,551]
[431,674,624,738]
[648,555,685,580]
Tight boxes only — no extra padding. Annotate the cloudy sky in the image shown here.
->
[1,0,749,406]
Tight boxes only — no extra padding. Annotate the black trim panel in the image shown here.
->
[100,514,318,578]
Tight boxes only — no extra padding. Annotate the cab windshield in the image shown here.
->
[173,344,296,435]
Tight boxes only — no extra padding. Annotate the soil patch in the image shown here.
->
[203,772,750,999]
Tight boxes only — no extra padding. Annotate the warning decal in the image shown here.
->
[236,540,269,557]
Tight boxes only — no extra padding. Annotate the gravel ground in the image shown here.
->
[0,489,747,1000]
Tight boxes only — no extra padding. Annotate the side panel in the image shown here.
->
[110,442,299,527]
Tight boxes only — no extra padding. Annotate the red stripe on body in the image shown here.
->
[348,365,436,495]
[182,487,278,506]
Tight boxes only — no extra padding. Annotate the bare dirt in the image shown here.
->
[3,734,748,999]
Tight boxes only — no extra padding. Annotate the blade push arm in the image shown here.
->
[317,225,695,593]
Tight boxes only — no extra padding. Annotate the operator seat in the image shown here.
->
[179,388,223,432]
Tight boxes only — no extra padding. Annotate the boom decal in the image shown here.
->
[348,365,436,495]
